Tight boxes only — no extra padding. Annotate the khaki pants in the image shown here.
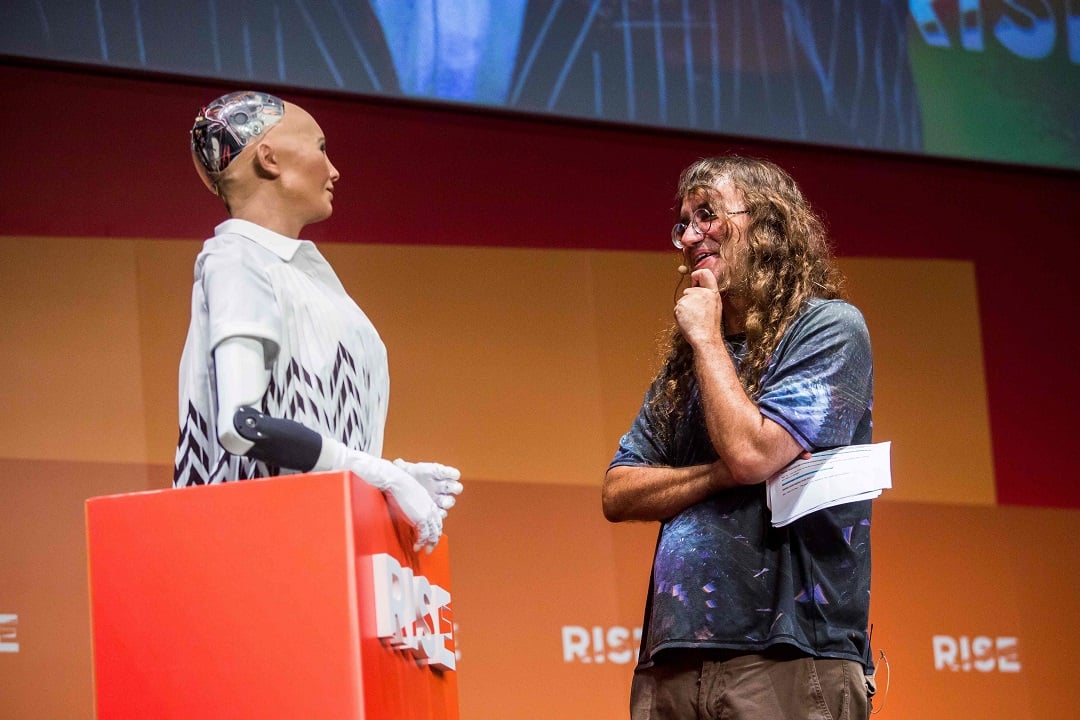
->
[630,649,870,720]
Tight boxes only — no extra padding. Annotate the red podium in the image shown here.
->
[85,472,459,719]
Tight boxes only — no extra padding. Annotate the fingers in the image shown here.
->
[381,461,446,554]
[435,478,464,495]
[435,480,463,511]
[426,463,462,483]
[414,536,438,553]
[394,459,463,484]
[391,458,462,530]
[435,464,461,481]
[412,515,443,554]
[413,535,438,553]
[675,270,723,349]
[691,268,719,290]
[394,460,464,499]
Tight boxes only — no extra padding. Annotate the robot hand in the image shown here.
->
[392,459,463,512]
[318,438,446,553]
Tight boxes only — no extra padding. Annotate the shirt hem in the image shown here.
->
[209,322,282,354]
[639,637,873,675]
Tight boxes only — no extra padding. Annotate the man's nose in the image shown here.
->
[682,226,707,247]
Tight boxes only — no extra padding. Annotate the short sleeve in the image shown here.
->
[200,242,282,360]
[756,300,873,451]
[609,384,672,469]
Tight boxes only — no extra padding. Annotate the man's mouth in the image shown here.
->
[692,251,716,269]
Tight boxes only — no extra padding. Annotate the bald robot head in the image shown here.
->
[190,90,285,195]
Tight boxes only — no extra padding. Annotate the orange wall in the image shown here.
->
[0,238,992,501]
[4,237,1075,718]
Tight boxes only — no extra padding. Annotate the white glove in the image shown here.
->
[392,459,463,512]
[315,438,445,553]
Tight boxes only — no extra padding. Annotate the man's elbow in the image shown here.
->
[714,421,803,486]
[601,471,629,523]
[601,488,623,523]
[603,501,629,523]
[723,446,803,487]
[722,453,774,487]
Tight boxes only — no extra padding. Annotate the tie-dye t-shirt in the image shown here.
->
[610,298,874,671]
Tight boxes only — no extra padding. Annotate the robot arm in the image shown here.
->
[211,335,445,551]
[214,336,275,457]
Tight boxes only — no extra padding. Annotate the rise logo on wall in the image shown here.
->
[932,634,1020,672]
[562,625,641,664]
[371,553,456,670]
[0,614,17,652]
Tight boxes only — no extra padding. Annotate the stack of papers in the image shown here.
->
[766,442,892,527]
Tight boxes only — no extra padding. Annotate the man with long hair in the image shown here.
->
[604,156,875,719]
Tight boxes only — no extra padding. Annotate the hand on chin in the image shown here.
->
[691,257,725,288]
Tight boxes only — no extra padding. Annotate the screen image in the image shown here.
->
[2,0,1077,170]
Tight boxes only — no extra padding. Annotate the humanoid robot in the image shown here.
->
[176,91,461,552]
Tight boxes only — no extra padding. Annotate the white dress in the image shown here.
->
[174,219,389,486]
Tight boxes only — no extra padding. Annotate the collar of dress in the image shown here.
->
[215,218,304,262]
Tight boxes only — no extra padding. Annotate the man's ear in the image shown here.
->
[252,141,281,180]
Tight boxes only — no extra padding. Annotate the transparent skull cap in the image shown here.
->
[190,90,285,192]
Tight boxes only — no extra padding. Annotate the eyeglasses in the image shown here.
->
[671,207,750,249]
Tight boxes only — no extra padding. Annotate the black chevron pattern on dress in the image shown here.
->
[174,400,211,485]
[264,342,373,453]
[174,342,375,486]
[173,401,271,487]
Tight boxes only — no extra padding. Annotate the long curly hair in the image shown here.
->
[651,155,845,421]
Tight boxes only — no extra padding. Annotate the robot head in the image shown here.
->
[190,90,285,193]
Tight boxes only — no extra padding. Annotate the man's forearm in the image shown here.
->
[602,461,736,523]
[693,340,803,483]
